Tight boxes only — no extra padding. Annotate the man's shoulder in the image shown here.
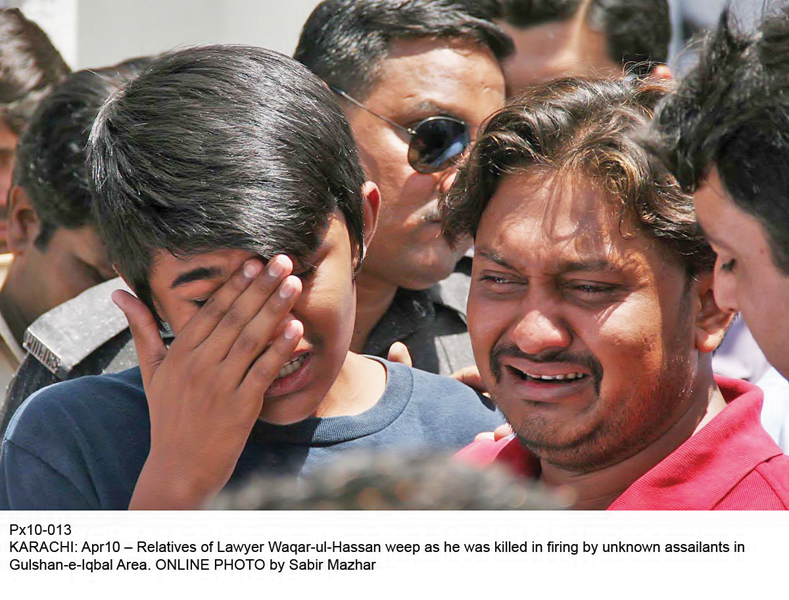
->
[4,367,146,445]
[403,361,495,410]
[383,360,504,438]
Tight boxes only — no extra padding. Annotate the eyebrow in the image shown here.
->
[170,266,224,289]
[405,100,454,118]
[476,249,619,274]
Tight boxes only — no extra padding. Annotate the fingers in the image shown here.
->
[387,341,413,367]
[238,319,304,401]
[112,289,167,385]
[451,365,487,393]
[223,276,302,376]
[473,424,514,443]
[179,256,292,350]
[493,423,515,441]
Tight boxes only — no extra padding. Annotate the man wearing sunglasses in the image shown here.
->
[295,0,511,375]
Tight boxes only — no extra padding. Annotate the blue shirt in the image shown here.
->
[0,358,502,509]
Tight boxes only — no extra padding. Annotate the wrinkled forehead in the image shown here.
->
[477,170,652,268]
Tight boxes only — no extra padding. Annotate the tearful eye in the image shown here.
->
[573,284,616,294]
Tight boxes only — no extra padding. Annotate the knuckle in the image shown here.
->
[221,306,247,329]
[234,331,260,355]
[251,359,278,383]
[202,297,225,320]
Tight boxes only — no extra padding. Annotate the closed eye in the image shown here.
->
[719,259,736,273]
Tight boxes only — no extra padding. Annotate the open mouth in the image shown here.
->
[506,365,589,383]
[276,353,309,379]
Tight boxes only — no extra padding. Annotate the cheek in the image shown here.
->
[296,273,357,345]
[585,300,668,379]
[467,291,509,364]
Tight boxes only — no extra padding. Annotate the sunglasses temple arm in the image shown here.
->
[330,86,415,136]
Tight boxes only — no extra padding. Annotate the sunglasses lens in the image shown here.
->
[408,117,470,174]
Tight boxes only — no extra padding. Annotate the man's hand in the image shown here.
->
[113,256,303,509]
[451,365,486,393]
[450,365,514,442]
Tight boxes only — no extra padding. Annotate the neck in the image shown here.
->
[0,265,31,346]
[351,269,398,353]
[315,352,387,418]
[540,371,726,510]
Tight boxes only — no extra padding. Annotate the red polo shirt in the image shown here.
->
[457,377,789,510]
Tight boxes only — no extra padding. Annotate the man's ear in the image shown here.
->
[360,180,380,255]
[693,272,735,353]
[6,186,41,255]
[652,64,673,82]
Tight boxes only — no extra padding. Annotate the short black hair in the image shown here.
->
[88,46,367,319]
[0,8,70,134]
[294,0,513,99]
[654,8,789,275]
[13,60,151,250]
[499,0,671,77]
[442,77,715,278]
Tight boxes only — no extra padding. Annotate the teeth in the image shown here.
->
[276,354,307,379]
[524,372,586,381]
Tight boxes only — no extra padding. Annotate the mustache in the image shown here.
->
[490,343,604,395]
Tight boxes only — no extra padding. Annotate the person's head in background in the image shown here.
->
[0,59,151,346]
[0,8,70,252]
[489,0,671,95]
[653,7,789,380]
[212,452,564,509]
[295,0,511,350]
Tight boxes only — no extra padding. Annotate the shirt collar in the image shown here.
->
[461,377,783,509]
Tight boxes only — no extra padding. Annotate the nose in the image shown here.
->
[511,308,572,356]
[713,264,739,314]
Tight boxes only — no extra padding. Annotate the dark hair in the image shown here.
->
[88,46,367,319]
[212,451,563,510]
[653,8,789,275]
[0,8,70,135]
[499,0,671,77]
[13,59,152,250]
[442,77,715,277]
[294,0,513,99]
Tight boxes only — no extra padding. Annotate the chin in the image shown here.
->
[257,393,321,426]
[400,256,462,290]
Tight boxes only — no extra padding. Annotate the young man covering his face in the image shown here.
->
[0,46,502,510]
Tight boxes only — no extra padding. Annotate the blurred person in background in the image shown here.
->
[487,0,672,95]
[0,8,69,257]
[212,451,563,510]
[295,0,511,375]
[0,61,149,397]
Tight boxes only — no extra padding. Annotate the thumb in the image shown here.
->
[387,341,413,368]
[112,289,167,383]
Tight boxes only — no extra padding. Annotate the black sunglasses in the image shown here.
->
[331,86,471,174]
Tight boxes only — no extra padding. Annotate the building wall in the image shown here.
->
[11,0,322,70]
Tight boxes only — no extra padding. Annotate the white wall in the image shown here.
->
[12,0,323,70]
